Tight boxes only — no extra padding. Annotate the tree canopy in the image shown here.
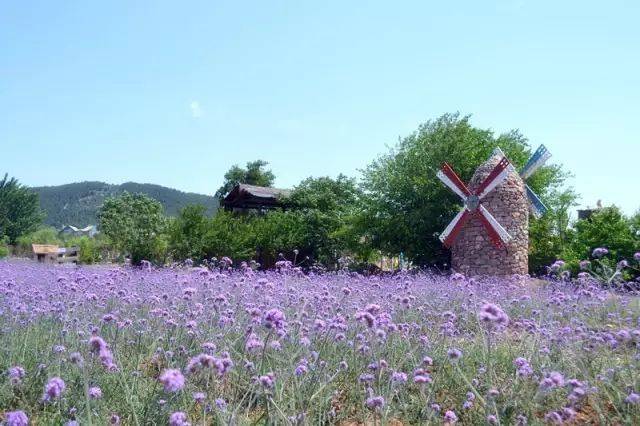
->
[0,173,43,244]
[97,192,168,265]
[214,160,276,200]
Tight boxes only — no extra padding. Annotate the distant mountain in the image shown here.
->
[33,181,218,228]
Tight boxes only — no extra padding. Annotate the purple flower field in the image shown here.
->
[1,260,640,425]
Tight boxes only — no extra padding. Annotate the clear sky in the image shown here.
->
[1,1,638,215]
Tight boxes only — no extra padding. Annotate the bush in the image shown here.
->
[14,227,63,256]
[562,207,638,268]
[65,236,103,264]
[0,238,9,258]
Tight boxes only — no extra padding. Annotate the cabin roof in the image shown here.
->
[32,244,60,255]
[223,184,291,209]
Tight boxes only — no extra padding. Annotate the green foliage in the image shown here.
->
[98,192,168,265]
[168,205,210,262]
[284,175,364,266]
[201,211,255,261]
[0,173,44,244]
[168,176,363,269]
[34,181,217,228]
[528,189,579,273]
[561,207,639,271]
[15,226,63,255]
[65,236,104,264]
[360,113,571,270]
[0,236,9,258]
[214,160,276,200]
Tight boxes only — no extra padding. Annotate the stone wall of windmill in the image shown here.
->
[451,154,529,276]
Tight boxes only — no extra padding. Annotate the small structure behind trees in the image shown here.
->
[222,184,291,213]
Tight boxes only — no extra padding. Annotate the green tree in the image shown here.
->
[528,188,580,273]
[0,173,44,243]
[214,160,276,200]
[360,113,573,270]
[201,211,255,261]
[168,204,210,262]
[97,192,168,265]
[562,206,638,268]
[283,175,364,266]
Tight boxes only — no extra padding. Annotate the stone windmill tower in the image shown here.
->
[437,146,551,276]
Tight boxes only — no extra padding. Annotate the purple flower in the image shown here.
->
[263,309,286,330]
[5,411,29,426]
[159,369,185,393]
[109,414,121,425]
[193,392,206,403]
[617,260,629,270]
[626,392,640,404]
[634,252,640,262]
[444,410,458,423]
[169,411,190,426]
[478,303,509,327]
[89,386,102,399]
[215,398,227,411]
[259,372,275,389]
[8,366,25,385]
[550,260,565,272]
[579,260,591,270]
[43,377,66,401]
[391,371,408,384]
[592,247,609,258]
[447,348,462,361]
[365,396,385,410]
[69,352,84,365]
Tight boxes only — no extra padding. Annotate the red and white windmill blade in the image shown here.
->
[437,157,513,249]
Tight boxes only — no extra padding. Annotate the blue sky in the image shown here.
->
[1,1,638,215]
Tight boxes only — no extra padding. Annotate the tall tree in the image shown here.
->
[0,173,43,244]
[360,113,574,271]
[97,192,168,265]
[214,160,276,200]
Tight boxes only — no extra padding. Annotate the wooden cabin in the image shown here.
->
[32,244,79,264]
[222,184,291,213]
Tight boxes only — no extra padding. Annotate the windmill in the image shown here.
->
[437,156,513,249]
[493,145,552,218]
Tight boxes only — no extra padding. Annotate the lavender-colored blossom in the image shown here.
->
[478,303,509,327]
[169,411,190,426]
[215,398,227,411]
[159,369,185,393]
[8,366,25,385]
[5,411,29,426]
[88,386,102,399]
[43,377,66,401]
[365,395,385,410]
[259,372,275,389]
[592,247,609,258]
[625,392,640,404]
[447,348,462,360]
[444,410,458,423]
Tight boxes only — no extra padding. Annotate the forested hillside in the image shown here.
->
[33,181,217,228]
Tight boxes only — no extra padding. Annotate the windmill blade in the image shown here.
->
[437,163,471,200]
[477,205,512,248]
[525,184,548,218]
[490,147,517,173]
[521,145,552,180]
[439,208,471,248]
[476,157,511,200]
